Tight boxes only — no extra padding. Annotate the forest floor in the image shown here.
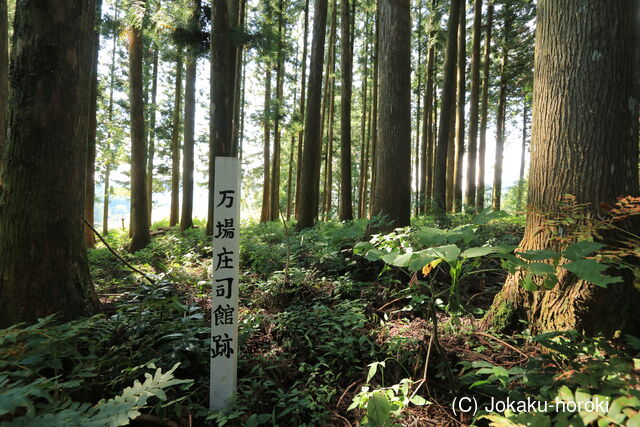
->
[2,215,639,426]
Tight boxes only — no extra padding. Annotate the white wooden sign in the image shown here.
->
[210,156,241,410]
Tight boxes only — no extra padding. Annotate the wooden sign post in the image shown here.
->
[210,156,241,410]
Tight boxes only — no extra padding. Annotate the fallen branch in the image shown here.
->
[83,218,156,286]
[472,331,529,358]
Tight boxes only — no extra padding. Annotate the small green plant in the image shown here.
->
[349,361,429,426]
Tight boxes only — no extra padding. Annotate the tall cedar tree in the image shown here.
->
[482,0,640,335]
[492,4,511,211]
[475,1,493,211]
[296,0,329,231]
[146,48,159,223]
[515,101,528,211]
[339,0,353,220]
[208,0,239,235]
[181,56,197,231]
[0,0,8,179]
[170,50,183,226]
[85,0,103,248]
[269,0,286,221]
[433,0,461,222]
[127,12,151,252]
[260,68,272,223]
[0,0,99,326]
[452,0,465,212]
[464,0,482,210]
[294,0,310,218]
[181,0,200,231]
[103,0,120,235]
[368,0,411,234]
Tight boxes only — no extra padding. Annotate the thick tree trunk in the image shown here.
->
[85,0,102,248]
[260,68,272,223]
[128,18,151,252]
[231,0,246,151]
[482,0,640,336]
[414,1,423,218]
[0,0,8,177]
[180,57,196,231]
[433,0,461,221]
[475,1,493,212]
[368,7,379,219]
[170,51,183,227]
[296,0,328,231]
[453,1,466,213]
[368,0,411,234]
[339,0,353,221]
[465,0,482,211]
[320,4,337,221]
[294,0,310,220]
[208,0,239,235]
[445,100,456,212]
[0,0,99,327]
[146,48,158,224]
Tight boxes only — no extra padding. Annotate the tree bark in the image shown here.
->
[180,56,197,231]
[482,0,640,336]
[170,50,183,227]
[368,0,411,235]
[476,1,493,212]
[338,0,353,221]
[296,0,328,231]
[433,0,461,222]
[0,0,99,327]
[127,13,151,252]
[357,12,371,219]
[465,0,482,211]
[208,0,239,235]
[368,7,379,219]
[0,0,8,176]
[84,0,102,248]
[453,1,466,213]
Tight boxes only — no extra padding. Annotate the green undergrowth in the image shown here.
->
[2,213,639,426]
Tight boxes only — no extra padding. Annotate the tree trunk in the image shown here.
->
[103,0,119,236]
[465,0,481,211]
[180,57,197,231]
[515,101,528,211]
[492,6,510,212]
[433,0,461,221]
[338,0,353,221]
[414,1,423,217]
[421,0,438,215]
[368,0,411,235]
[0,0,8,175]
[296,0,328,231]
[357,12,371,219]
[294,0,310,219]
[128,16,151,252]
[260,68,272,223]
[476,1,493,212]
[84,0,102,248]
[320,4,337,221]
[231,0,246,151]
[0,0,99,327]
[269,0,286,222]
[368,6,379,219]
[482,0,640,336]
[170,50,183,227]
[208,0,239,235]
[324,72,336,219]
[146,47,158,224]
[445,100,456,212]
[453,0,466,213]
